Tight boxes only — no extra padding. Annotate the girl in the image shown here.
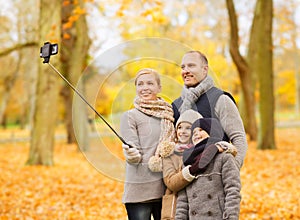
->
[161,109,202,219]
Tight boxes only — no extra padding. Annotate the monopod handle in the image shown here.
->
[46,62,133,148]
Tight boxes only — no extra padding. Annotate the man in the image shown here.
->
[172,51,247,168]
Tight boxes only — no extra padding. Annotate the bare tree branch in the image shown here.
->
[226,0,248,74]
[226,0,257,140]
[0,42,38,57]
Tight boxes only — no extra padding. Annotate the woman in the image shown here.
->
[120,68,175,220]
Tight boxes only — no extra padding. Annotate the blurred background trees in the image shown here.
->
[27,0,61,165]
[60,0,90,150]
[0,0,299,164]
[226,0,274,148]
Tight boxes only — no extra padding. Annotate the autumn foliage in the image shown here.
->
[1,127,300,219]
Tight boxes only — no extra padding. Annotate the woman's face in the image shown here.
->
[176,122,192,144]
[136,73,161,100]
[192,127,209,145]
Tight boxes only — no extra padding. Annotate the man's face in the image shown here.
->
[180,52,208,88]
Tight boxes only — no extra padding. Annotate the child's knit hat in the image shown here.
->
[191,117,225,140]
[175,109,203,129]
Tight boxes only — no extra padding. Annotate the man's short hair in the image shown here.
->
[185,51,208,65]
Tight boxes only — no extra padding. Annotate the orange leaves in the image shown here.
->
[115,0,167,24]
[69,14,80,23]
[0,143,126,219]
[62,3,86,39]
[140,2,168,24]
[73,6,86,16]
[116,10,125,17]
[140,7,167,24]
[63,33,72,40]
[46,24,59,43]
[1,127,300,219]
[62,3,87,34]
[64,0,94,6]
[115,0,131,17]
[63,0,71,6]
[239,127,300,219]
[141,9,152,17]
[62,22,73,30]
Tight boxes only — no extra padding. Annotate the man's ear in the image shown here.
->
[203,65,209,76]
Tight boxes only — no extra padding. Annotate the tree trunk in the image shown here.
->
[1,114,7,129]
[246,0,260,139]
[291,13,300,114]
[60,1,76,144]
[25,47,39,131]
[226,0,257,140]
[0,69,18,125]
[0,9,24,127]
[60,86,76,143]
[255,0,276,149]
[60,0,90,150]
[27,0,61,165]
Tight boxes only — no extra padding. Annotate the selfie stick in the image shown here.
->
[40,42,133,148]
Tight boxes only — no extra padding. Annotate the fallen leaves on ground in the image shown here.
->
[0,142,126,220]
[0,128,300,219]
[240,128,300,220]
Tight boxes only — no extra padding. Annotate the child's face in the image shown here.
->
[192,127,210,145]
[176,122,192,144]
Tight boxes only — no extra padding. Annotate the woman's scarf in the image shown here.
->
[179,75,214,114]
[134,97,175,172]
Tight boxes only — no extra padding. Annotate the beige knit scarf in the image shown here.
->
[179,75,214,113]
[134,97,175,172]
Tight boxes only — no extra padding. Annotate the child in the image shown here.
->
[161,111,236,219]
[176,118,241,220]
[160,109,202,219]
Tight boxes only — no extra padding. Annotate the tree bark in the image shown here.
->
[61,0,90,150]
[255,0,276,149]
[27,0,61,165]
[0,65,19,126]
[226,0,257,140]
